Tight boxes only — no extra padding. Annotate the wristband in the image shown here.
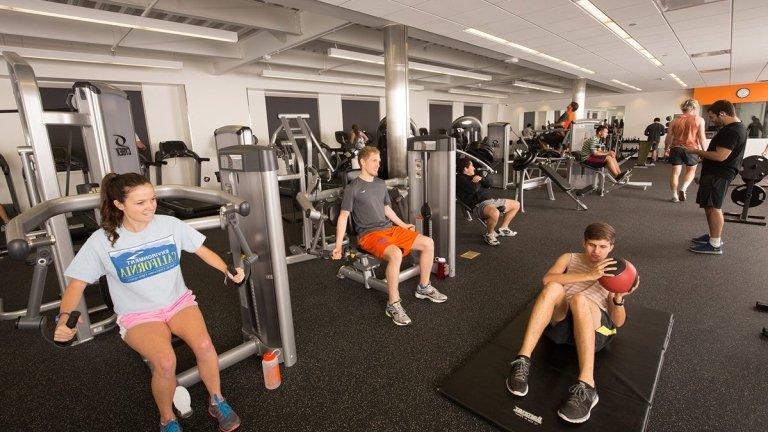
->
[612,298,625,306]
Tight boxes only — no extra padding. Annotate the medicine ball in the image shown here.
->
[598,258,638,294]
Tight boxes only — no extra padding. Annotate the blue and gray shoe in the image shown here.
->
[691,234,711,244]
[160,419,182,432]
[689,242,722,255]
[208,395,241,432]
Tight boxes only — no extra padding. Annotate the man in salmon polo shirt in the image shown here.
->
[331,146,448,326]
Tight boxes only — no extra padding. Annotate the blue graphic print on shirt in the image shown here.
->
[109,234,179,283]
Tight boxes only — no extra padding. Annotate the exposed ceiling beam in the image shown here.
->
[0,0,238,42]
[213,11,348,75]
[0,13,241,58]
[101,0,302,35]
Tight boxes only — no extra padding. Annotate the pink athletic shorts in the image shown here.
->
[117,289,198,339]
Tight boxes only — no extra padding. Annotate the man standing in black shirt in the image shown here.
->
[684,100,747,255]
[642,117,666,166]
[456,158,520,246]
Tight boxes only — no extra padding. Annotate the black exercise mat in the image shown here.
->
[439,304,673,432]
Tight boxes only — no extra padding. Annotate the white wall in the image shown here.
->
[0,57,509,208]
[503,89,694,140]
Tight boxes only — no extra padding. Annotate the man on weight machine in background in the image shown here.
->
[331,146,448,326]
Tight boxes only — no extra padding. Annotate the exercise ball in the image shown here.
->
[598,258,637,293]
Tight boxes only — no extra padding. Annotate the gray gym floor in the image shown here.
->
[1,164,766,431]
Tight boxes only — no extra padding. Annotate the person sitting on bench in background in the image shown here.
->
[506,222,639,424]
[331,146,447,326]
[456,158,520,246]
[539,102,579,153]
[580,125,631,182]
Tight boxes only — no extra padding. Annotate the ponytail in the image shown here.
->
[100,172,151,246]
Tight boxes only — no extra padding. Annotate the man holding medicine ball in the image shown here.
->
[505,222,639,424]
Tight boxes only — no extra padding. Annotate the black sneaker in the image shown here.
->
[615,170,631,182]
[505,356,531,396]
[557,381,599,424]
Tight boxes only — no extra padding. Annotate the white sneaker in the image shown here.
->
[385,301,412,326]
[483,233,500,246]
[671,194,679,203]
[496,227,517,237]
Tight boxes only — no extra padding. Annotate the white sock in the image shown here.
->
[672,191,679,198]
[680,184,689,192]
[709,237,722,247]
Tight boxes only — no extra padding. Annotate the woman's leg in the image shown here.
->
[670,164,682,192]
[167,306,221,401]
[124,322,177,423]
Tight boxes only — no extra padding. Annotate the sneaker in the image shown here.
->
[415,283,448,303]
[671,194,679,203]
[496,227,517,237]
[678,190,686,201]
[385,300,412,326]
[483,233,500,246]
[688,242,722,255]
[690,234,723,245]
[160,419,182,432]
[647,162,656,167]
[557,381,599,424]
[208,395,241,432]
[506,356,531,397]
[614,170,631,182]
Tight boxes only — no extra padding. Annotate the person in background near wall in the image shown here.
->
[747,116,764,139]
[349,124,369,148]
[685,100,747,255]
[522,123,535,140]
[642,117,666,167]
[664,99,706,203]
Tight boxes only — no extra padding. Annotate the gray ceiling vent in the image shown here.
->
[690,49,731,58]
[654,0,726,12]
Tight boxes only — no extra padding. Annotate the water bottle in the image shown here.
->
[436,257,448,280]
[262,349,282,390]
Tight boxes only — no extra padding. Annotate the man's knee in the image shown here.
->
[413,234,433,251]
[506,199,520,212]
[383,245,402,262]
[541,282,565,300]
[486,206,500,219]
[569,293,592,310]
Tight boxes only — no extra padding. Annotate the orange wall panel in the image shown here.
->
[693,83,768,105]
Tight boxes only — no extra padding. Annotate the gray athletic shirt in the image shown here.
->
[64,215,205,315]
[341,176,392,236]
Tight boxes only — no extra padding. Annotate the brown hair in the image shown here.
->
[357,145,380,164]
[707,100,736,117]
[595,125,609,134]
[584,222,616,244]
[100,172,152,246]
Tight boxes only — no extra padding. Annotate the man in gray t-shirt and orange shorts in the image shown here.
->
[332,146,448,326]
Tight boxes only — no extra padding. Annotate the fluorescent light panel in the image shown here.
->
[512,80,564,94]
[260,70,424,90]
[611,79,642,91]
[463,28,595,75]
[1,46,183,69]
[327,48,492,81]
[573,0,663,68]
[0,0,238,43]
[448,88,507,98]
[668,73,687,87]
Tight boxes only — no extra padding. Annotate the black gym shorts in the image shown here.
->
[667,146,699,166]
[696,174,733,209]
[545,305,616,352]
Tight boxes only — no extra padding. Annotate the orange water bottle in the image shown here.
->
[262,349,282,390]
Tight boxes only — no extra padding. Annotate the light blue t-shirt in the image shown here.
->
[65,215,205,315]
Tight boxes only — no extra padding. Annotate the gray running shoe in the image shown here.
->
[385,300,412,326]
[208,395,241,432]
[415,283,448,303]
[506,356,531,396]
[483,233,500,246]
[557,381,599,424]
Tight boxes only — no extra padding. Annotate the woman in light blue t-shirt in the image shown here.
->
[55,172,245,432]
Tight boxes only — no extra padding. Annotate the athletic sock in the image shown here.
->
[709,237,722,247]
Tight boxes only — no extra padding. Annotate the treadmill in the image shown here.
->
[155,141,220,219]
